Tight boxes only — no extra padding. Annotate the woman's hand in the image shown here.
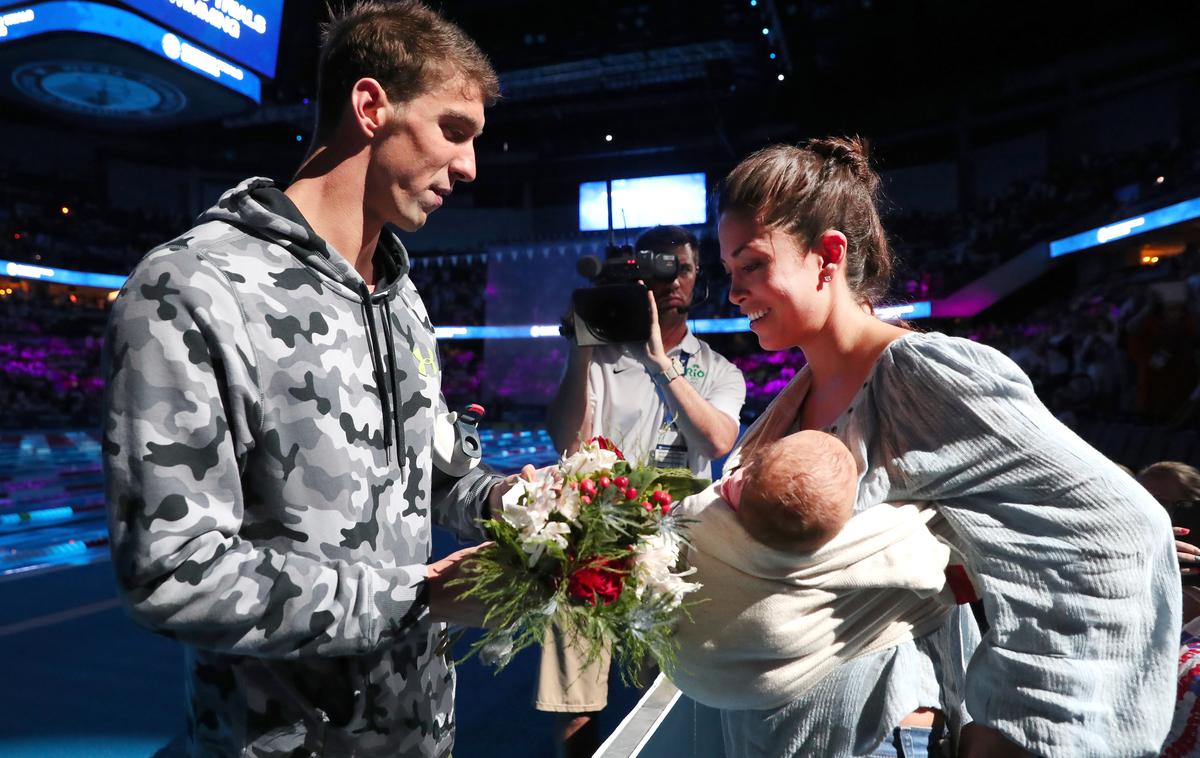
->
[1177,527,1199,576]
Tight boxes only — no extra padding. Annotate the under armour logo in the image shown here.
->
[412,345,439,377]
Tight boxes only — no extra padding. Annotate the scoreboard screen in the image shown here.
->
[114,0,282,77]
[0,1,262,101]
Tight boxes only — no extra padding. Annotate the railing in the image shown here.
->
[596,676,725,758]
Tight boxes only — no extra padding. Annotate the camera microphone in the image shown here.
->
[673,280,710,315]
[576,256,603,279]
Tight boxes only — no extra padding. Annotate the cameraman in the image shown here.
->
[539,225,746,757]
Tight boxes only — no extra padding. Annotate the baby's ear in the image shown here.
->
[719,467,745,511]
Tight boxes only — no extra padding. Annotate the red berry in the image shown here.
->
[581,495,592,505]
[598,476,612,489]
[660,503,670,515]
[624,487,638,501]
[652,490,672,506]
[580,479,597,497]
[643,502,653,512]
[614,476,629,489]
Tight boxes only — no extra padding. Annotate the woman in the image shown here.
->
[713,138,1179,757]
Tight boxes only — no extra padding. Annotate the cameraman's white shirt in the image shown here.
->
[585,329,745,478]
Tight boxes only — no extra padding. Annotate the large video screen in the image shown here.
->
[114,0,283,77]
[0,1,261,101]
[579,172,707,232]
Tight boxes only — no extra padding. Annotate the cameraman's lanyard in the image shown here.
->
[652,351,690,469]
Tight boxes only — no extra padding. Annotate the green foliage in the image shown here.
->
[449,458,708,680]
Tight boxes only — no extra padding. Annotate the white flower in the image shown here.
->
[556,485,581,523]
[519,520,571,567]
[632,531,700,606]
[501,468,556,513]
[561,439,620,479]
[500,468,574,566]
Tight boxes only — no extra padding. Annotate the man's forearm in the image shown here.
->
[658,374,738,460]
[431,463,503,540]
[546,345,593,455]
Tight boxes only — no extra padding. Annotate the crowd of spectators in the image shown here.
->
[0,169,184,276]
[4,138,1199,325]
[0,286,108,429]
[955,256,1200,431]
[409,257,488,326]
[12,249,1189,456]
[4,139,1200,439]
[885,139,1200,300]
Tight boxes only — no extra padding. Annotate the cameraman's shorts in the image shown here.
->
[534,623,611,713]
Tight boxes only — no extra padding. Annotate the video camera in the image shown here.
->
[564,244,679,345]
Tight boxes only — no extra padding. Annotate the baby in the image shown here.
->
[719,430,857,552]
[719,429,978,601]
[672,429,977,710]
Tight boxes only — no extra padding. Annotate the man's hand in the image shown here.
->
[640,289,671,373]
[427,542,494,627]
[486,464,544,519]
[958,723,1035,758]
[430,465,562,628]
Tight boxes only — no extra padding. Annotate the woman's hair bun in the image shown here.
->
[807,135,878,192]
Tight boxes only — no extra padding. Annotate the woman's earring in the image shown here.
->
[821,267,834,283]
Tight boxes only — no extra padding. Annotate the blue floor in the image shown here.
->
[0,428,642,757]
[0,563,181,757]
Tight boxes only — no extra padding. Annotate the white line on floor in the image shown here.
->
[0,598,122,638]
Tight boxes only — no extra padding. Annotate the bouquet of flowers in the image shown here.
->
[455,437,708,682]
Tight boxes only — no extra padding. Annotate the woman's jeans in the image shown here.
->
[866,724,946,757]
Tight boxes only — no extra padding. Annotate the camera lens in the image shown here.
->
[648,252,679,282]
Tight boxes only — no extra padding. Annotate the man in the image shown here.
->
[540,225,746,757]
[103,3,505,756]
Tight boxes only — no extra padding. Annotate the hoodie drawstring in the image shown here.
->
[358,283,394,463]
[381,297,404,459]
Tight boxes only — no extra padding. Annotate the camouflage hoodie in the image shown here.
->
[103,177,500,757]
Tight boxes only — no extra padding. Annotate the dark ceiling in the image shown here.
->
[264,1,1200,175]
[4,0,1198,204]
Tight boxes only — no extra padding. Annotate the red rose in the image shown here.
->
[586,435,625,460]
[567,557,629,606]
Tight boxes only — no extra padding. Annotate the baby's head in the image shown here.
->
[735,430,857,552]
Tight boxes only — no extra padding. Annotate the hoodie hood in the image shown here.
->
[198,176,413,461]
[198,176,410,295]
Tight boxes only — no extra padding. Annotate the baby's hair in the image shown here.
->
[739,430,857,551]
[1138,461,1200,501]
